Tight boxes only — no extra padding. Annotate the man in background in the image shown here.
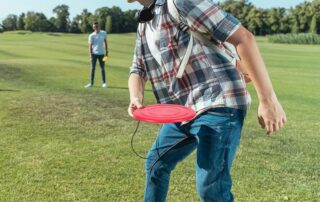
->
[85,21,109,88]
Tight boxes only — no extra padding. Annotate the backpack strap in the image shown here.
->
[167,0,240,78]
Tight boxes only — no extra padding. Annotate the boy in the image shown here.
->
[128,0,287,201]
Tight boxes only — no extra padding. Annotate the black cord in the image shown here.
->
[131,120,161,160]
[131,120,147,159]
[130,83,161,160]
[131,119,194,173]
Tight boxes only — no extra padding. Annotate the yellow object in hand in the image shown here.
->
[103,56,108,62]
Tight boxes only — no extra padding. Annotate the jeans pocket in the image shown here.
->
[206,108,235,118]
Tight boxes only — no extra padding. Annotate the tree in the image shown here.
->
[122,10,138,32]
[13,2,320,35]
[106,6,124,33]
[48,17,58,32]
[53,4,70,32]
[289,1,315,33]
[24,12,52,32]
[267,8,288,34]
[94,7,111,31]
[290,12,300,33]
[298,2,313,32]
[310,0,320,33]
[2,14,18,31]
[69,15,82,33]
[93,6,138,33]
[79,9,92,33]
[310,14,320,33]
[279,15,291,34]
[105,15,112,33]
[219,0,254,29]
[246,8,268,35]
[69,21,81,33]
[17,13,25,30]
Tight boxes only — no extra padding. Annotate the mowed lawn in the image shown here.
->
[0,31,319,202]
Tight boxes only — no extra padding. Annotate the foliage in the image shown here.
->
[79,9,93,33]
[245,8,269,35]
[106,15,112,33]
[2,14,17,31]
[52,4,70,33]
[1,0,320,35]
[69,20,81,33]
[218,0,320,35]
[267,8,290,34]
[17,13,25,30]
[94,7,111,31]
[24,12,54,32]
[123,10,138,33]
[310,14,320,34]
[268,33,320,44]
[218,0,254,29]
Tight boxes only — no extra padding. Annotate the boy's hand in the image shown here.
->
[258,96,287,135]
[128,97,143,117]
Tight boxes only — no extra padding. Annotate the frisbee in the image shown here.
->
[103,56,108,62]
[133,104,196,124]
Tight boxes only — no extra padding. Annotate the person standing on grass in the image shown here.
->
[85,21,109,88]
[127,0,287,201]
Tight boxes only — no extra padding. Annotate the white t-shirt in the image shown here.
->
[88,31,107,55]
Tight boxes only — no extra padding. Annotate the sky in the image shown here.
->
[0,0,313,21]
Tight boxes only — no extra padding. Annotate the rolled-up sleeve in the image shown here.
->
[129,31,147,81]
[175,0,241,42]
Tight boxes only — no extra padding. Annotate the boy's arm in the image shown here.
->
[128,73,145,117]
[128,29,147,117]
[227,26,287,135]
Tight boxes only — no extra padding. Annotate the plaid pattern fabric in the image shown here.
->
[130,0,251,114]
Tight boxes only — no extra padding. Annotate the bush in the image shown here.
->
[268,33,320,45]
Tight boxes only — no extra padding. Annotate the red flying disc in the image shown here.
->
[133,104,196,124]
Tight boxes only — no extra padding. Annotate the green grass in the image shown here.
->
[0,32,319,201]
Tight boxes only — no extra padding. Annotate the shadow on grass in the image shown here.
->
[107,86,153,92]
[81,85,153,92]
[0,89,20,92]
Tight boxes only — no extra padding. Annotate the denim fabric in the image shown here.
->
[90,54,106,84]
[144,107,246,202]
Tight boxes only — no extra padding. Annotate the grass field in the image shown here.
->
[0,31,319,202]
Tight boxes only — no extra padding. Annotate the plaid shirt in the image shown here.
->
[130,0,251,114]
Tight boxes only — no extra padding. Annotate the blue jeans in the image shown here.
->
[90,54,106,85]
[144,107,246,202]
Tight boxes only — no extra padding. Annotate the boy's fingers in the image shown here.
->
[128,106,133,117]
[266,121,274,135]
[258,116,266,128]
[136,103,143,109]
[278,121,284,130]
[128,103,136,117]
[274,122,279,133]
[283,116,287,124]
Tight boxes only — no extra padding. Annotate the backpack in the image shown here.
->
[167,0,251,81]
